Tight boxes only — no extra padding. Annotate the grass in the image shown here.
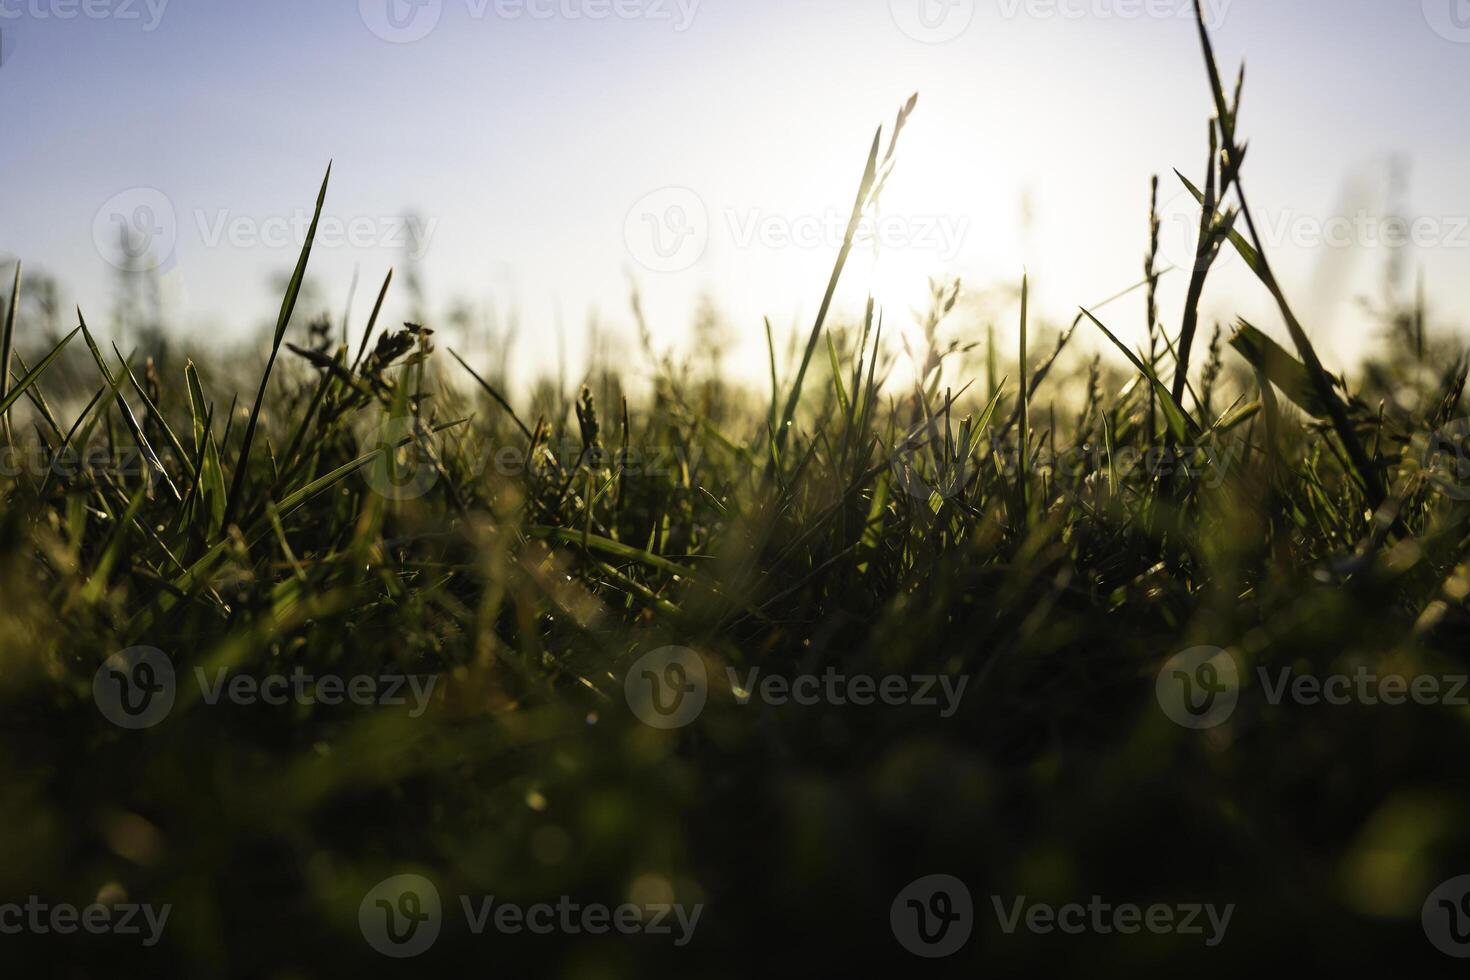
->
[3,6,1470,974]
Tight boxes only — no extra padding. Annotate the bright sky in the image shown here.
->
[3,0,1469,388]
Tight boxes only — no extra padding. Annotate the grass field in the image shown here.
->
[4,5,1470,975]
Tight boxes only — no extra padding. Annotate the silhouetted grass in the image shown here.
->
[2,5,1469,975]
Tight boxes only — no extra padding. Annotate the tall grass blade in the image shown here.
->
[774,128,882,458]
[224,162,332,528]
[1,262,18,446]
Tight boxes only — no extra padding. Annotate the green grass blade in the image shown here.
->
[224,162,332,528]
[1080,307,1199,442]
[0,325,79,419]
[774,127,882,458]
[1,262,19,446]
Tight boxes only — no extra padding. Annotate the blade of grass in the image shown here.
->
[773,127,882,460]
[449,347,534,442]
[1080,307,1199,443]
[351,268,392,373]
[1,325,80,420]
[78,317,179,500]
[223,162,332,529]
[1,262,19,446]
[1018,272,1030,523]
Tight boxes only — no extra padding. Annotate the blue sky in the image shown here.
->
[2,0,1469,385]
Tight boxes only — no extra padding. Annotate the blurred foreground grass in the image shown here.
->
[4,7,1470,976]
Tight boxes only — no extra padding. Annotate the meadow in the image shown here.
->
[3,5,1470,975]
